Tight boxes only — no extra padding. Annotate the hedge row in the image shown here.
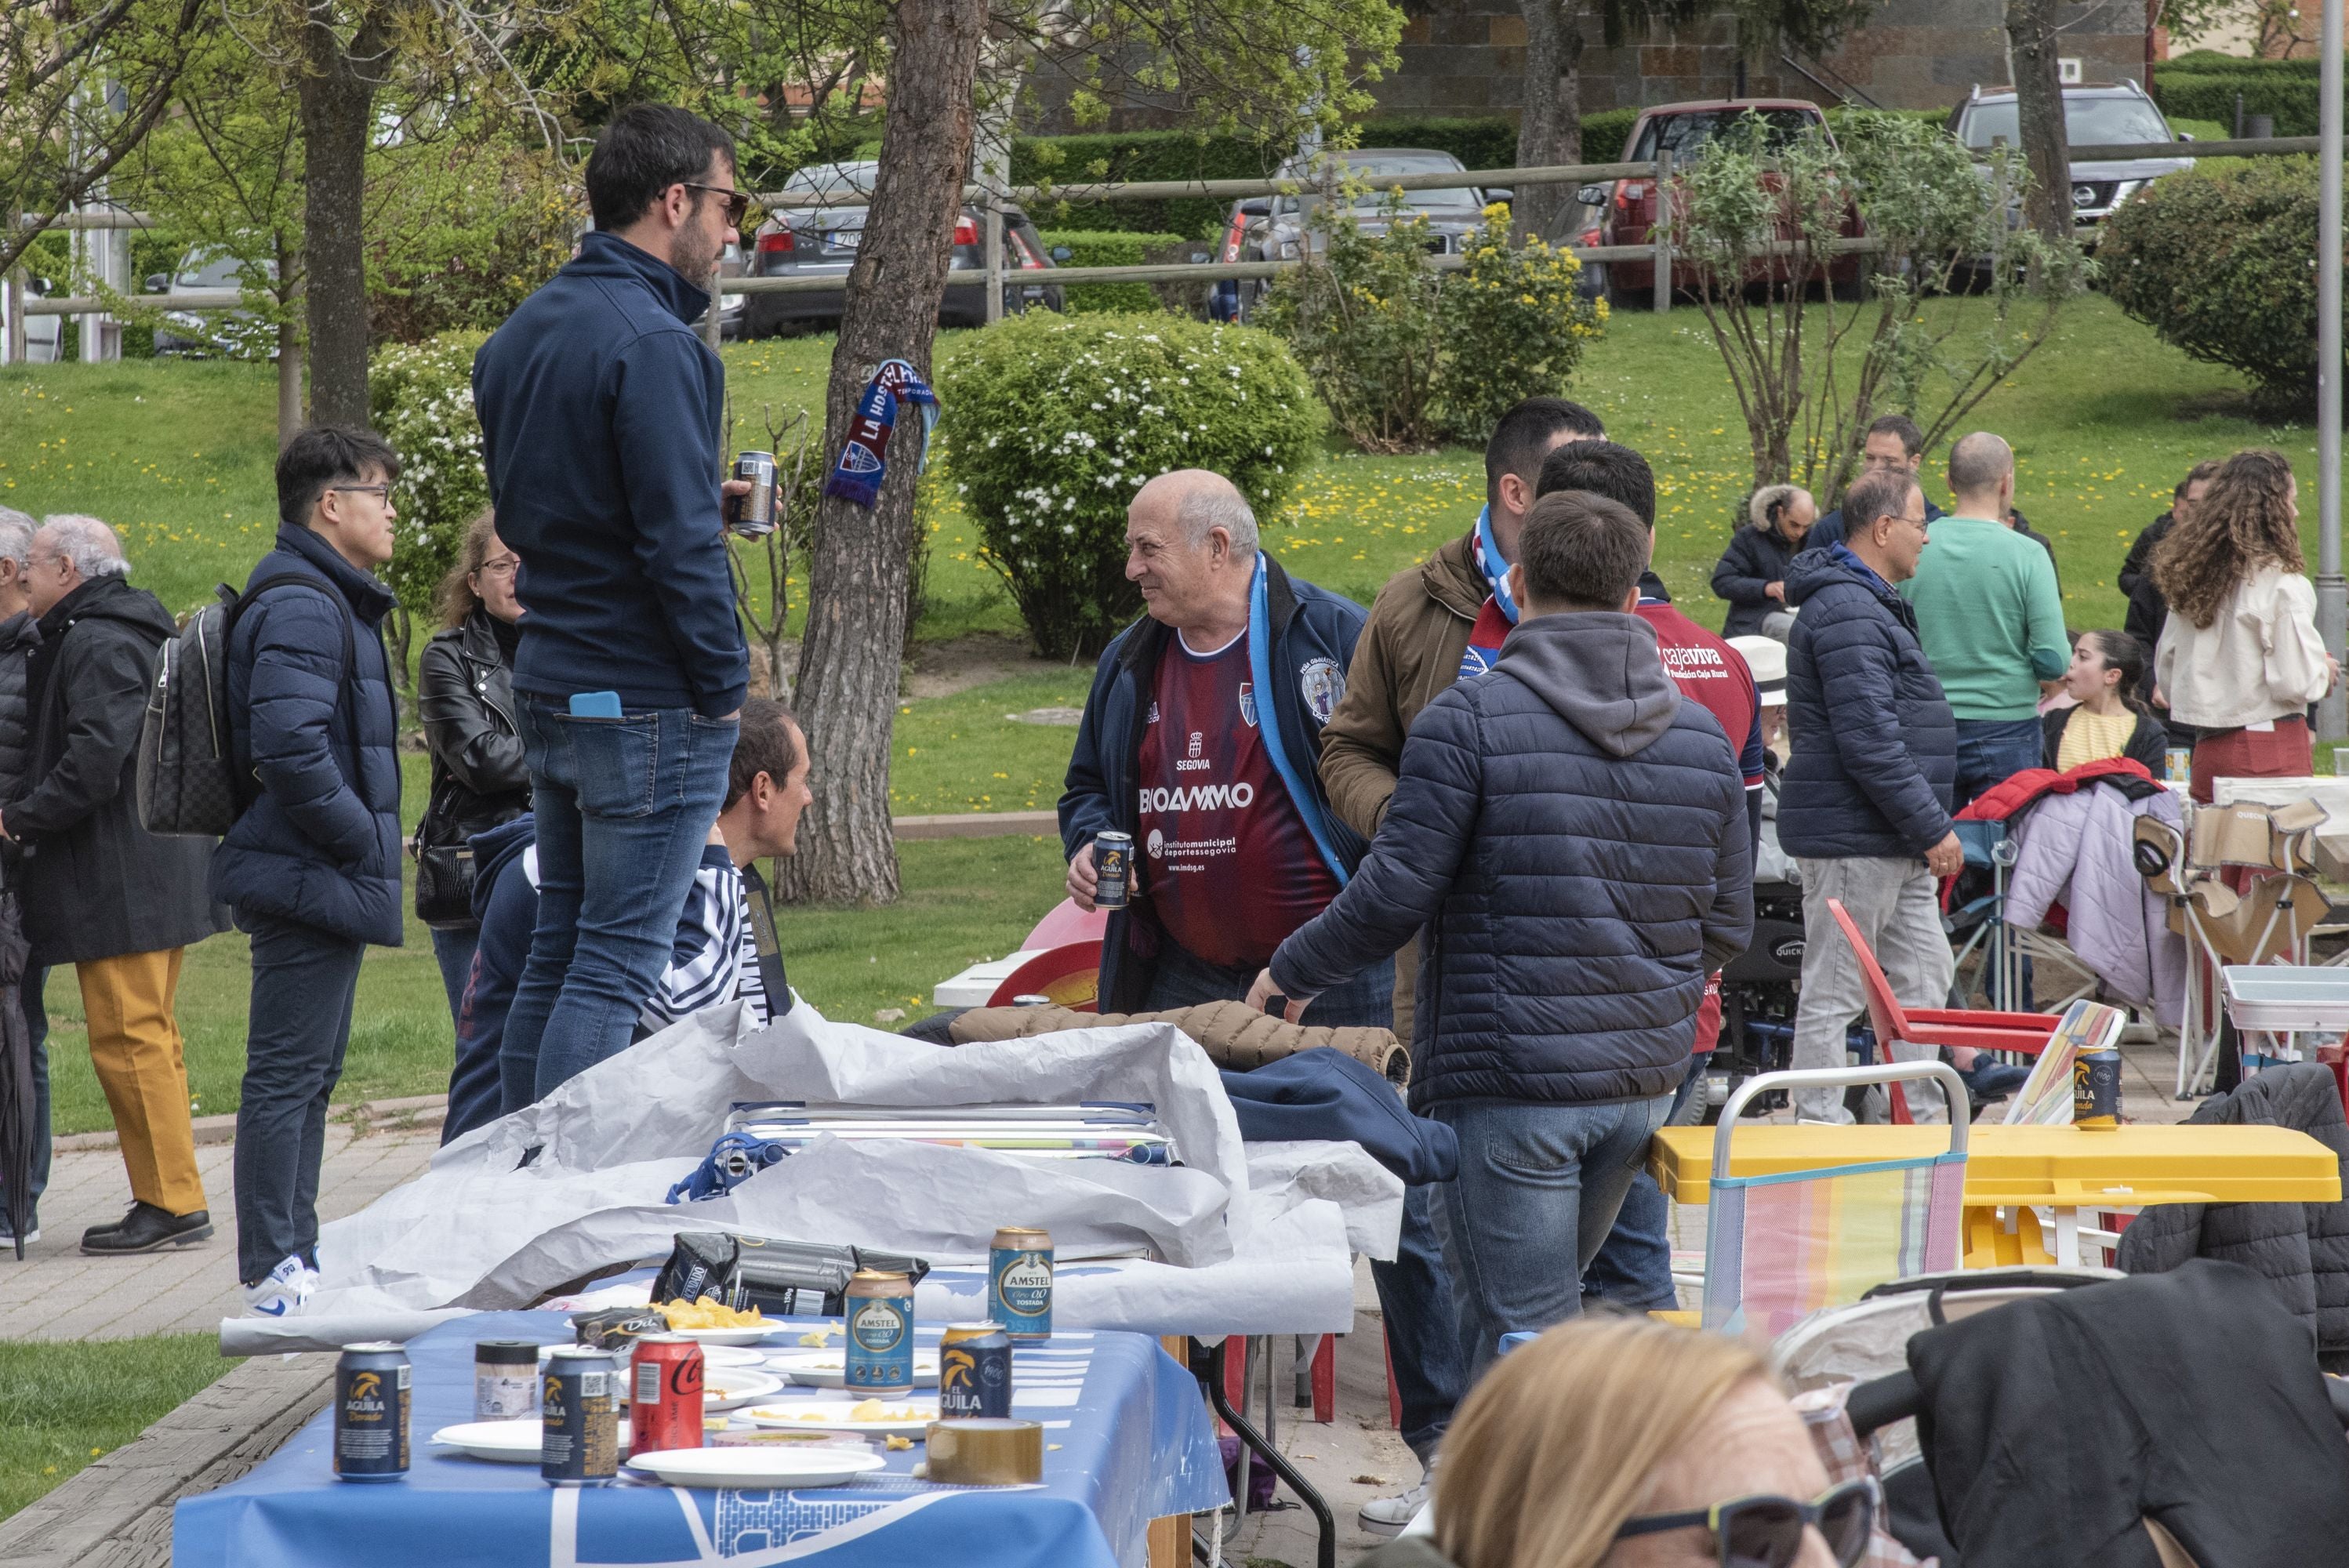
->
[1036,230,1189,311]
[2154,51,2330,136]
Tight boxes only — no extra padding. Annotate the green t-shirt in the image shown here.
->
[1900,515,2068,721]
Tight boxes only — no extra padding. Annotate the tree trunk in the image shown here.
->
[297,3,387,430]
[2005,0,2074,245]
[276,314,305,447]
[1515,0,1584,243]
[778,0,987,906]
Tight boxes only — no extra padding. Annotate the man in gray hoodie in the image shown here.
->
[1250,490,1752,1372]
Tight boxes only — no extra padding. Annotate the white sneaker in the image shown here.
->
[1359,1479,1429,1534]
[243,1255,319,1317]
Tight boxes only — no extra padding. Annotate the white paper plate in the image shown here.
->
[666,1324,780,1346]
[699,1345,768,1370]
[623,1446,888,1490]
[765,1348,942,1389]
[431,1419,634,1463]
[702,1370,785,1413]
[739,1397,942,1437]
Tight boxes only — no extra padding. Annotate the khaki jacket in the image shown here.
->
[949,998,1406,1080]
[1317,531,1487,839]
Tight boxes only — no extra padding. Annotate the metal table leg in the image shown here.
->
[1204,1338,1334,1568]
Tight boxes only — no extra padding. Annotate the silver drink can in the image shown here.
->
[1093,833,1133,910]
[729,451,778,537]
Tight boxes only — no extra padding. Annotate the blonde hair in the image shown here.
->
[1434,1316,1770,1568]
[434,509,501,630]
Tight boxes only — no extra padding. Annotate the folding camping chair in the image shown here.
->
[1828,898,2062,1124]
[1945,820,2103,1016]
[1701,1063,1973,1338]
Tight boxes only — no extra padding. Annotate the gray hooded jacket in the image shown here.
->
[1273,612,1753,1112]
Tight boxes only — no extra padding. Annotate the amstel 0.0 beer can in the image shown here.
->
[542,1346,619,1483]
[630,1333,706,1454]
[939,1322,1014,1419]
[845,1269,916,1391]
[334,1342,411,1481]
[990,1226,1054,1342]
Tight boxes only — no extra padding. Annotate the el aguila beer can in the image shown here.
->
[939,1322,1014,1419]
[1091,833,1132,910]
[2074,1045,2123,1130]
[542,1346,620,1483]
[630,1334,706,1454]
[845,1269,917,1392]
[334,1342,411,1481]
[990,1226,1054,1342]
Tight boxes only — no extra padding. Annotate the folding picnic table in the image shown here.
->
[1650,1122,2341,1269]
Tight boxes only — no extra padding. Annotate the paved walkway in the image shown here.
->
[2,1119,441,1341]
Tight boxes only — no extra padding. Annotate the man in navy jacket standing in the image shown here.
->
[472,104,751,1102]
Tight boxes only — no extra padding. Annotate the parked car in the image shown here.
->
[13,276,64,364]
[1948,80,2193,234]
[149,247,275,358]
[743,160,1064,336]
[1218,147,1505,318]
[714,234,746,339]
[1569,100,1867,307]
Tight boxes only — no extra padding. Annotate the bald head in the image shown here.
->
[1947,431,2015,517]
[1126,469,1260,639]
[1132,469,1258,554]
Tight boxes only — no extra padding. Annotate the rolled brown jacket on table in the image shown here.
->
[946,997,1407,1083]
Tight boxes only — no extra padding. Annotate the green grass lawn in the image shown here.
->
[0,1334,238,1521]
[0,291,2326,1130]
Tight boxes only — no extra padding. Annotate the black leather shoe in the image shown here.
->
[82,1202,213,1254]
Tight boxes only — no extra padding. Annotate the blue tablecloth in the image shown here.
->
[172,1312,1229,1568]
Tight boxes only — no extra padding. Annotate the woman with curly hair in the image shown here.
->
[2151,448,2336,804]
[414,510,530,1024]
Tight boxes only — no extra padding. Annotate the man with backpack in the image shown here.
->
[5,516,226,1255]
[209,426,404,1315]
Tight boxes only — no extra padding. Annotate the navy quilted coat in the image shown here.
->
[1777,546,1957,862]
[1270,613,1753,1112]
[209,524,405,946]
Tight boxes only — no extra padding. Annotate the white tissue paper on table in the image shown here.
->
[221,1000,1396,1355]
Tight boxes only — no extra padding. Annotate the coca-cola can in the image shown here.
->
[728,451,778,537]
[630,1334,706,1454]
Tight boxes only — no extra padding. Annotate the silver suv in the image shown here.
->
[1948,81,2193,230]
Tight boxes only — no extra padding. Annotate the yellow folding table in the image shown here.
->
[1650,1123,2342,1269]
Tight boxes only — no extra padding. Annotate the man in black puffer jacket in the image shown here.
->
[0,506,41,1245]
[11,517,230,1256]
[212,426,405,1314]
[1780,468,1962,1124]
[1253,491,1752,1374]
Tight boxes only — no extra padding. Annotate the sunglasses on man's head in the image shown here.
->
[681,181,750,226]
[1614,1476,1878,1568]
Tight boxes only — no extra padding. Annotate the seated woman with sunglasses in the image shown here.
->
[1365,1315,1876,1568]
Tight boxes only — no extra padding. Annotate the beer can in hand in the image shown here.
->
[728,451,778,538]
[1091,833,1133,911]
[939,1322,1014,1419]
[335,1343,411,1482]
[542,1346,620,1483]
[630,1334,706,1454]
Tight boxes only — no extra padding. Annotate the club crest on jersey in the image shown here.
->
[1299,657,1343,724]
[1239,682,1258,728]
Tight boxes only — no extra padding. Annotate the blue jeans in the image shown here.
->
[1142,937,1464,1461]
[502,702,738,1106]
[430,926,477,1033]
[1430,1094,1675,1378]
[1581,1056,1705,1312]
[1954,716,2043,809]
[233,915,365,1283]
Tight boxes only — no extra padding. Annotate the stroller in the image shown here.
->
[1792,1261,2349,1565]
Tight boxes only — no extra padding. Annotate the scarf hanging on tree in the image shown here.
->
[824,358,939,508]
[1458,504,1520,679]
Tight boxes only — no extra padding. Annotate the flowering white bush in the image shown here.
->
[370,328,491,622]
[936,313,1323,657]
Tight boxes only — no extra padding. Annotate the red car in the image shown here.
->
[1573,99,1868,307]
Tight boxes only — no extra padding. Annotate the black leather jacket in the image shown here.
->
[417,606,528,857]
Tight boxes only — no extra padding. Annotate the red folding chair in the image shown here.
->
[1825,898,2062,1123]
